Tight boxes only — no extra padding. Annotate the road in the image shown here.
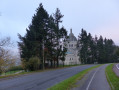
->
[113,63,119,77]
[0,65,96,90]
[72,64,110,90]
[116,64,119,69]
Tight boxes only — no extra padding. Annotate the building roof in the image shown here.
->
[67,29,77,41]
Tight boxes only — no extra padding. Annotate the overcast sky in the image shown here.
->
[0,0,119,51]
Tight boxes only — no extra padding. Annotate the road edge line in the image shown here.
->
[86,67,99,90]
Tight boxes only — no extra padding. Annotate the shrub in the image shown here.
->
[28,57,40,71]
[9,65,23,71]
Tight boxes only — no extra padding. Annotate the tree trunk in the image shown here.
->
[56,58,59,67]
[53,60,55,68]
[63,61,64,67]
[50,60,53,68]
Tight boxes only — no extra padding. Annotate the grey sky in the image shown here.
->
[0,0,119,49]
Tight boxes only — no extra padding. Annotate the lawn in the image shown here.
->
[105,64,119,90]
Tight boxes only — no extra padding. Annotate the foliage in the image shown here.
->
[18,3,67,70]
[0,37,16,74]
[28,57,40,71]
[8,66,23,71]
[78,29,118,64]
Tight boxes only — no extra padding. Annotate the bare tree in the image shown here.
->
[0,37,13,47]
[0,37,15,74]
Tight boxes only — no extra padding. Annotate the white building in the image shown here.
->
[64,29,80,65]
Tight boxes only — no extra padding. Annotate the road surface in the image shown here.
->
[0,65,96,90]
[113,63,119,77]
[72,64,110,90]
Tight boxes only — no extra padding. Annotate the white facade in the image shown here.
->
[64,29,80,65]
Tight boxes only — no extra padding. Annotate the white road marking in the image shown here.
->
[116,64,119,69]
[86,67,100,90]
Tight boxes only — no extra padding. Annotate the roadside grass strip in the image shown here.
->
[48,64,102,90]
[1,70,23,76]
[106,64,119,90]
[0,70,25,79]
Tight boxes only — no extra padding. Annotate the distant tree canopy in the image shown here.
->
[78,29,119,64]
[18,3,67,71]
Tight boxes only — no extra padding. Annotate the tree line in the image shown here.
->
[78,29,119,64]
[18,3,119,71]
[18,3,67,71]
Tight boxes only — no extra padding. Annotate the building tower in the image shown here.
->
[64,29,80,65]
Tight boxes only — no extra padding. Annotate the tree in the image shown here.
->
[18,3,49,70]
[0,37,15,74]
[53,8,67,67]
[18,4,67,70]
[77,29,118,64]
[87,33,95,64]
[78,29,88,64]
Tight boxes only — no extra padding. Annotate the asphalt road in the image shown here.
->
[0,64,96,90]
[113,63,119,77]
[72,64,110,90]
[116,64,119,69]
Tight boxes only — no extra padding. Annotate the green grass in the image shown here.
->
[1,70,23,76]
[0,70,26,79]
[48,64,102,90]
[105,64,119,90]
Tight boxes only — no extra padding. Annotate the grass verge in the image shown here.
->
[48,64,102,90]
[105,64,119,90]
[1,70,23,76]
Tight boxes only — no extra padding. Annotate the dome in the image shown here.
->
[67,29,77,41]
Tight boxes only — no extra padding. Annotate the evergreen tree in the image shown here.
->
[78,29,118,64]
[78,29,88,64]
[18,3,50,70]
[18,4,67,70]
[53,8,67,67]
[87,33,95,64]
[97,36,104,63]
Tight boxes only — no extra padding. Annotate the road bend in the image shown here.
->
[72,64,110,90]
[113,63,119,77]
[0,64,96,90]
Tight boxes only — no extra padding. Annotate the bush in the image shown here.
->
[21,57,40,71]
[21,58,29,71]
[28,57,40,71]
[9,66,23,71]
